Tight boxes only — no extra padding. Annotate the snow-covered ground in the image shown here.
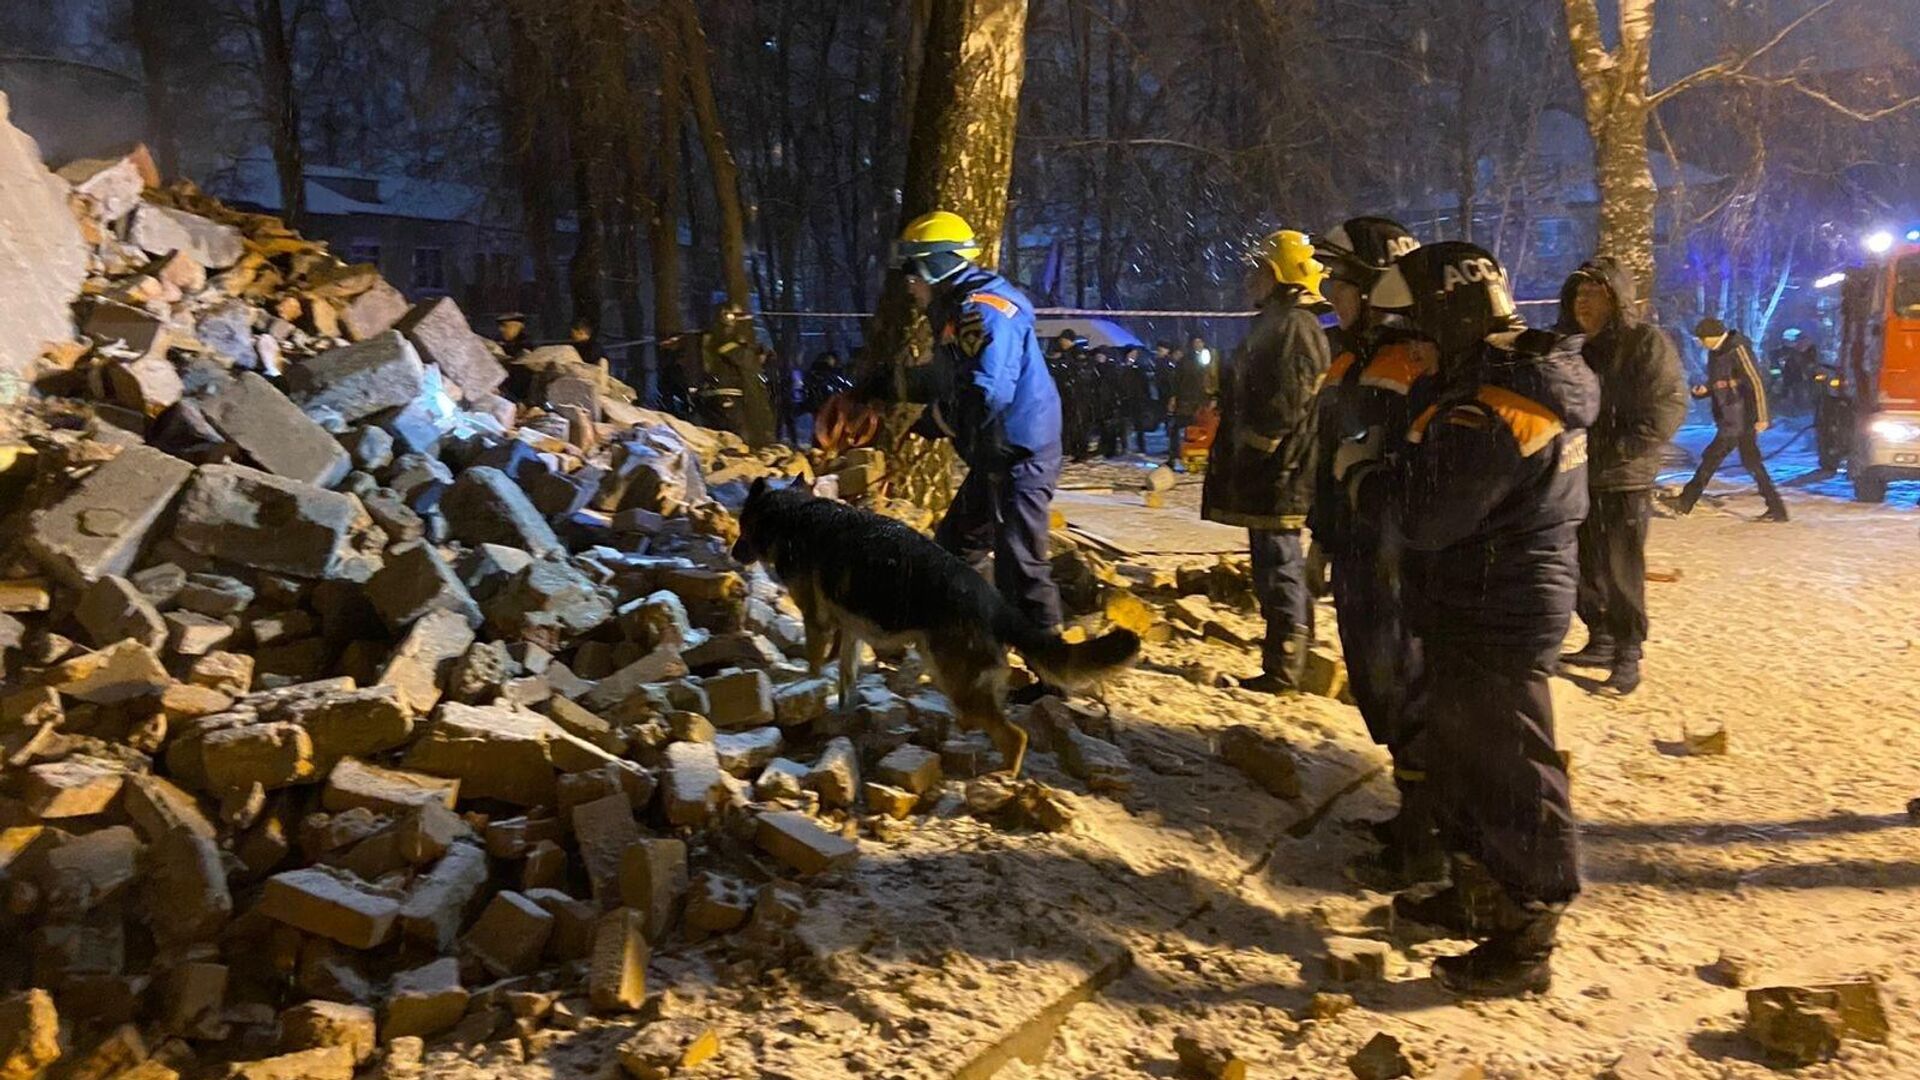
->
[427,434,1920,1080]
[1006,445,1920,1078]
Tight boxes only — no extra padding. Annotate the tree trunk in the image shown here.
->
[129,0,179,180]
[651,46,687,344]
[255,0,304,229]
[504,0,566,336]
[1562,0,1657,299]
[667,0,752,311]
[1591,106,1657,298]
[866,0,1031,513]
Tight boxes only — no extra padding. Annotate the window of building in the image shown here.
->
[412,247,446,291]
[1895,255,1920,318]
[1533,218,1578,259]
[346,240,381,267]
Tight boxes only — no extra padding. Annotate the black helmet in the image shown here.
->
[1315,217,1420,291]
[1372,241,1522,358]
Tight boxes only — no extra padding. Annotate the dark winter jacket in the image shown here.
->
[904,268,1063,468]
[1308,322,1439,549]
[1695,330,1770,433]
[1201,292,1332,530]
[1170,352,1212,419]
[1554,258,1688,492]
[1400,329,1600,658]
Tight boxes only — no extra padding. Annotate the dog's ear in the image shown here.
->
[750,476,768,500]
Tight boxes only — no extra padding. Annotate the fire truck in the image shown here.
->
[1833,242,1920,501]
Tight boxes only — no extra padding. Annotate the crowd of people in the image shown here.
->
[841,203,1809,1003]
[496,209,1801,1001]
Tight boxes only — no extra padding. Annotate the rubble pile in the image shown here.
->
[0,109,1369,1076]
[0,139,1131,1079]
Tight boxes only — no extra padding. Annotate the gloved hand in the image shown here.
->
[1332,425,1386,482]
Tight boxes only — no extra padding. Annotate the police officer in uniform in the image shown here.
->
[1202,230,1332,693]
[888,211,1066,630]
[1368,242,1596,996]
[1307,217,1437,882]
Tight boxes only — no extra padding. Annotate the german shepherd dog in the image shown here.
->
[731,478,1141,777]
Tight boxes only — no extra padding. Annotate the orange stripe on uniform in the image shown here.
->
[1326,351,1358,383]
[1475,385,1565,456]
[1406,403,1440,443]
[1358,343,1437,394]
[969,293,1019,317]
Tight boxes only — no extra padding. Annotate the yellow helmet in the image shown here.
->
[1256,229,1327,303]
[895,210,984,281]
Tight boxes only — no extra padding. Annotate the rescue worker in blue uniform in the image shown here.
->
[1306,217,1441,885]
[1201,229,1332,693]
[1365,242,1597,997]
[887,211,1066,630]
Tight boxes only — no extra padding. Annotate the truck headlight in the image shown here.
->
[1870,418,1920,443]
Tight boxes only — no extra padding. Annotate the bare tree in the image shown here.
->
[1561,0,1920,296]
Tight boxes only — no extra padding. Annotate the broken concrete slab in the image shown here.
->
[572,792,642,910]
[804,737,860,809]
[171,463,366,578]
[278,1000,377,1065]
[284,332,427,425]
[754,811,858,876]
[619,838,688,942]
[397,841,489,951]
[47,639,171,703]
[0,989,62,1080]
[146,827,232,947]
[395,296,507,400]
[702,669,774,730]
[382,957,467,1042]
[440,466,563,557]
[201,721,317,793]
[589,908,649,1013]
[259,866,401,949]
[464,890,554,977]
[129,203,244,269]
[664,742,727,828]
[485,559,613,648]
[123,773,217,841]
[367,542,481,633]
[376,608,477,713]
[25,444,194,588]
[1745,980,1889,1065]
[21,757,125,818]
[0,92,88,400]
[340,280,409,342]
[195,371,351,488]
[402,702,557,807]
[73,576,165,651]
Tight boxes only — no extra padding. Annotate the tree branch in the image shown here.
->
[1649,0,1842,105]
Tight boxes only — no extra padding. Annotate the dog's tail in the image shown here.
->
[996,608,1141,691]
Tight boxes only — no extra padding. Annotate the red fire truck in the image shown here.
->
[1833,242,1920,501]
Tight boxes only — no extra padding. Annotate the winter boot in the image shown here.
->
[1558,633,1615,670]
[1431,901,1564,997]
[1241,627,1311,696]
[1390,854,1509,938]
[1601,645,1642,697]
[1347,805,1447,891]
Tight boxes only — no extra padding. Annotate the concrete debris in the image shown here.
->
[1744,980,1888,1065]
[1348,1032,1416,1080]
[0,135,1223,1079]
[1173,1030,1248,1080]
